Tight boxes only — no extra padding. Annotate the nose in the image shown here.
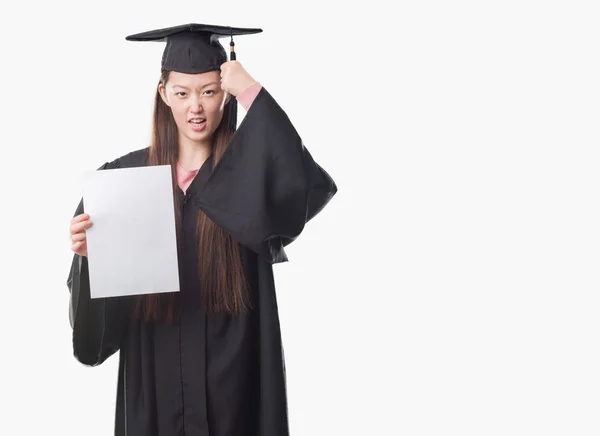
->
[189,95,203,113]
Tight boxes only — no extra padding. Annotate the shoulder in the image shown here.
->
[119,147,150,167]
[101,147,150,170]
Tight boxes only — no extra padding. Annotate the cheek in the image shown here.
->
[170,104,188,125]
[205,99,225,123]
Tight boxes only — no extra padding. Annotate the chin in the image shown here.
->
[186,127,211,142]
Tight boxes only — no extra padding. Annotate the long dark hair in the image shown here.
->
[132,70,251,323]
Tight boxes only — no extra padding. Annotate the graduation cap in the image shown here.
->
[126,23,263,132]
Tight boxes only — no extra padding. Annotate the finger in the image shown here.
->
[71,232,86,242]
[71,213,89,225]
[71,241,84,251]
[70,220,92,234]
[70,219,93,234]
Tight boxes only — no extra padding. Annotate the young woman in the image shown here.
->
[66,23,337,436]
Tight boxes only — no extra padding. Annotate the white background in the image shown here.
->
[0,1,599,435]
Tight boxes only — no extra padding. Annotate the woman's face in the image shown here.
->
[159,70,230,145]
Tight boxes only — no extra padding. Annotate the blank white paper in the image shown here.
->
[82,164,180,299]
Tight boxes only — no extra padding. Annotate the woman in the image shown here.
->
[66,23,337,436]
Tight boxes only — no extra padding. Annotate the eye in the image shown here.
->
[175,91,187,97]
[203,89,216,96]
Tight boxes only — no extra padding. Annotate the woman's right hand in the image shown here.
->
[70,213,93,257]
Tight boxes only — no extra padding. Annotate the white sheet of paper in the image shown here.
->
[82,164,180,299]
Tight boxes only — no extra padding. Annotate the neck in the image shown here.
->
[178,134,212,171]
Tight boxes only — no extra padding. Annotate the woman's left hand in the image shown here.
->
[220,61,257,97]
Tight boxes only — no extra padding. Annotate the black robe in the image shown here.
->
[66,87,337,436]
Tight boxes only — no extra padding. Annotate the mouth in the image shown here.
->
[188,117,207,132]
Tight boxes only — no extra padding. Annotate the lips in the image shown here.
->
[189,117,206,132]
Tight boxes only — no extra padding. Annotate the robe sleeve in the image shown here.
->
[66,158,131,366]
[194,87,338,264]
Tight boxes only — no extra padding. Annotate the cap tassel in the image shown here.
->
[228,31,237,133]
[228,99,237,133]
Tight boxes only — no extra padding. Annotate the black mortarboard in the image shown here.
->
[126,23,263,132]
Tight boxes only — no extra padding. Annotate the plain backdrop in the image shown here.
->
[0,1,599,435]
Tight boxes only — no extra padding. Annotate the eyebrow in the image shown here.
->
[172,81,220,90]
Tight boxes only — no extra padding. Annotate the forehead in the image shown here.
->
[167,70,220,88]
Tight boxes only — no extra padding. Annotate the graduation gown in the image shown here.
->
[66,87,337,436]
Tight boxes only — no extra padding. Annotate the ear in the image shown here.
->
[158,83,171,107]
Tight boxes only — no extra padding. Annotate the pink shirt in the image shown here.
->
[176,82,262,194]
[236,81,262,111]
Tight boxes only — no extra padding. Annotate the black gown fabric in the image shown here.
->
[66,87,337,436]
